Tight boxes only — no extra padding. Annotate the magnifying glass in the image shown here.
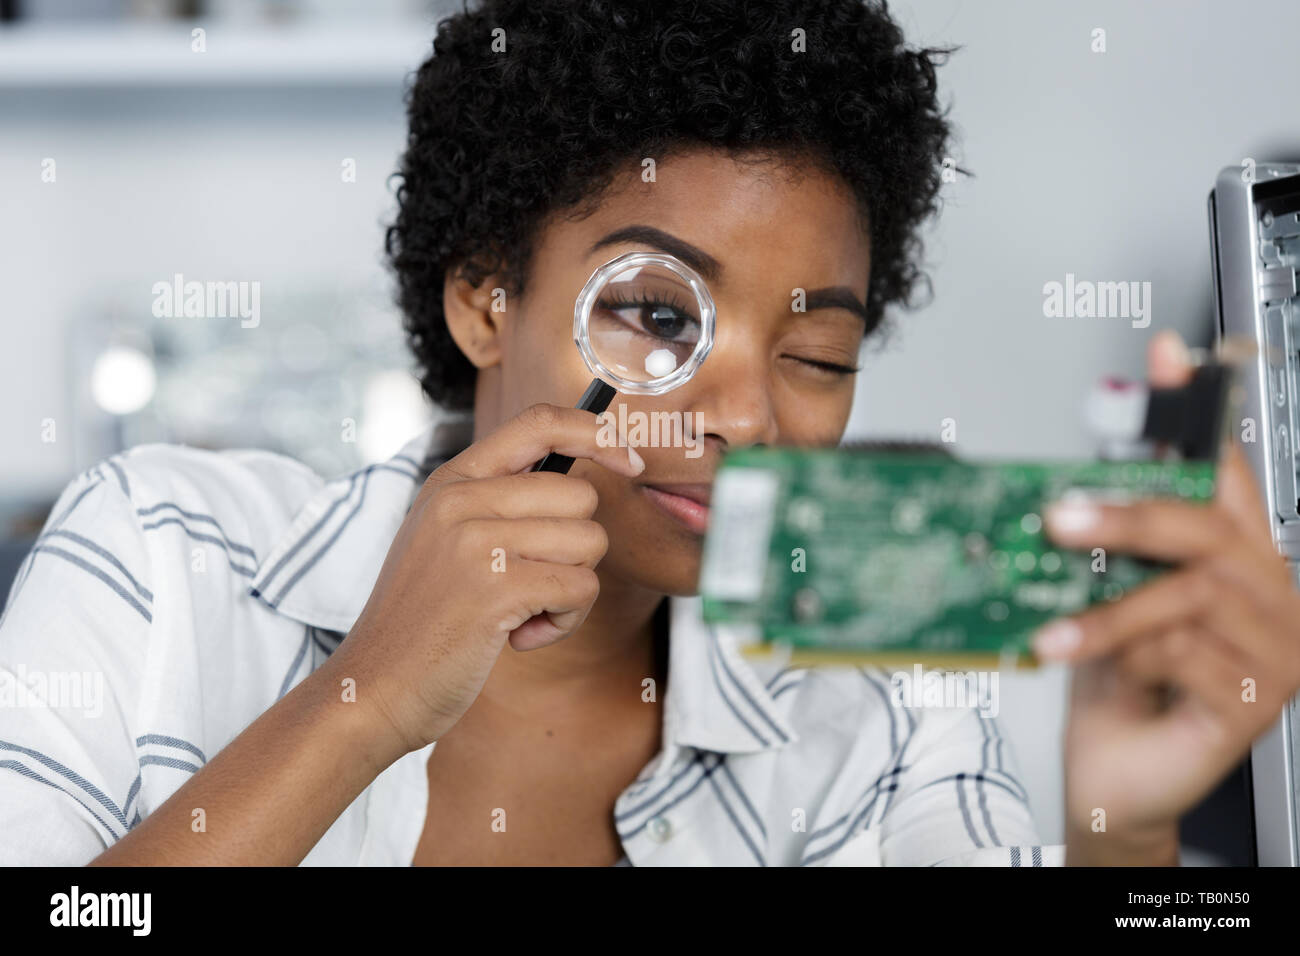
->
[532,250,716,473]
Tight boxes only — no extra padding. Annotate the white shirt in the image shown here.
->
[0,419,1064,866]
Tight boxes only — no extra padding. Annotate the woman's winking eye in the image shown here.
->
[788,355,861,377]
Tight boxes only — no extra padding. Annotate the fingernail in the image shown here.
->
[1045,497,1100,535]
[627,445,645,474]
[1033,620,1082,659]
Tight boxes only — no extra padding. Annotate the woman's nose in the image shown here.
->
[686,335,780,452]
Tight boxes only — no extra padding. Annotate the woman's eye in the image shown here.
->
[789,355,860,377]
[636,304,691,340]
[600,298,698,343]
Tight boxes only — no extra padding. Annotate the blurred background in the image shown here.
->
[2,0,1297,860]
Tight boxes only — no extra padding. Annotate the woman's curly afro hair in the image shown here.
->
[386,0,959,412]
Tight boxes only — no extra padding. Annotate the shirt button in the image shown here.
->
[647,816,673,842]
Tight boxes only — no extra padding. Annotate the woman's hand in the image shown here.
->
[323,402,644,761]
[1040,331,1300,865]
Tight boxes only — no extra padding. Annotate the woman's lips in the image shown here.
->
[643,485,711,535]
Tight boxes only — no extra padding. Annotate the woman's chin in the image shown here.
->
[604,540,703,598]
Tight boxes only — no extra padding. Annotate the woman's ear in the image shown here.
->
[442,265,509,370]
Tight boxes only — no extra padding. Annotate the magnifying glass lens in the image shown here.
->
[587,261,702,386]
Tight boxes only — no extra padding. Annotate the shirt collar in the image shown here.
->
[248,420,798,757]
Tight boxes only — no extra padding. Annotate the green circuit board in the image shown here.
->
[698,446,1217,669]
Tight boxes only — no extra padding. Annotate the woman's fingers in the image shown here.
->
[460,516,609,569]
[1111,625,1259,750]
[431,472,601,520]
[1044,483,1284,579]
[428,401,644,487]
[1146,329,1194,388]
[1214,441,1277,549]
[1034,553,1290,669]
[503,559,602,650]
[1034,566,1211,661]
[1044,494,1233,564]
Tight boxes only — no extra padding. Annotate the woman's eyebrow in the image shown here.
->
[587,225,722,282]
[802,287,869,324]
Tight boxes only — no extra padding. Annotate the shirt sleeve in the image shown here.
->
[0,462,154,865]
[876,702,1066,866]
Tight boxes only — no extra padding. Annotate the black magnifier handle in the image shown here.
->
[531,378,618,474]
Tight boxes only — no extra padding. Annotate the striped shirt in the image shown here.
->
[0,419,1064,866]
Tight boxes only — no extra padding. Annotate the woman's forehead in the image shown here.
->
[544,150,870,283]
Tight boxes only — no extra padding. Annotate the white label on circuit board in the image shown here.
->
[700,467,780,601]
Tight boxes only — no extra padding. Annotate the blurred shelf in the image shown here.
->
[0,22,433,88]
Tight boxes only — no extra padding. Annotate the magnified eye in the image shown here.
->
[580,254,713,389]
[597,291,700,345]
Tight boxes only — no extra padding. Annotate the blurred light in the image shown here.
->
[91,345,156,415]
[360,370,429,461]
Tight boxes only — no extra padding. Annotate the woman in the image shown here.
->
[2,0,1297,867]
